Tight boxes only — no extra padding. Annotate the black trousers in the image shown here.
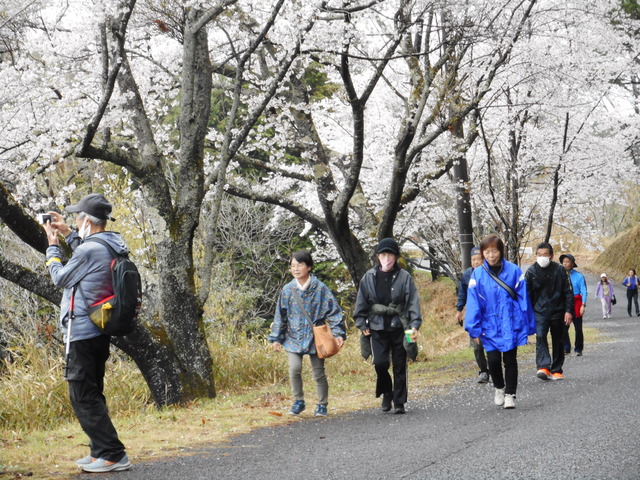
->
[370,328,407,406]
[470,337,489,374]
[67,335,125,462]
[536,316,565,374]
[487,348,518,395]
[564,316,584,353]
[627,289,639,316]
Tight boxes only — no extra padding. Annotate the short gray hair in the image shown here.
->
[78,211,107,227]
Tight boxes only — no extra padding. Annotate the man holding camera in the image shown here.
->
[43,193,130,473]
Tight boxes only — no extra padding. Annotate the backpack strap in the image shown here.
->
[84,236,119,259]
[482,264,517,301]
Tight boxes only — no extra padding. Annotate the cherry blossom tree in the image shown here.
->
[1,0,639,407]
[224,0,538,284]
[465,0,640,260]
[0,0,328,405]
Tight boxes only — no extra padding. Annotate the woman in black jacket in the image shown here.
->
[353,238,422,414]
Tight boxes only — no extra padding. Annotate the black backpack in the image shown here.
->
[83,236,142,336]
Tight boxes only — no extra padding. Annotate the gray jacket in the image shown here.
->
[46,230,129,342]
[354,267,422,332]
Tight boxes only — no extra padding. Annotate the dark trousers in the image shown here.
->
[564,316,584,353]
[627,289,639,316]
[370,328,407,406]
[67,335,125,462]
[536,316,565,374]
[470,337,489,374]
[487,348,518,395]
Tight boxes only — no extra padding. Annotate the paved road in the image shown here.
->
[79,272,640,480]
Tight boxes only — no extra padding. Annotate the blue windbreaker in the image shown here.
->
[464,259,536,352]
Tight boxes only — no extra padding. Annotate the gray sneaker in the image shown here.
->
[477,372,490,383]
[75,455,93,466]
[81,454,131,473]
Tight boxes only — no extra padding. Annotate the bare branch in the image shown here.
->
[233,153,314,182]
[76,0,136,157]
[224,183,327,232]
[191,0,238,34]
[0,254,61,305]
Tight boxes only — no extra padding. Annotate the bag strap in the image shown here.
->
[482,265,517,301]
[291,287,315,328]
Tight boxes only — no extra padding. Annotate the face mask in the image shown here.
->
[536,256,551,268]
[78,217,91,240]
[378,254,396,272]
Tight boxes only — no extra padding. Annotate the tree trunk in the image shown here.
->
[544,113,569,243]
[111,323,185,405]
[152,8,216,400]
[544,163,561,244]
[325,217,372,288]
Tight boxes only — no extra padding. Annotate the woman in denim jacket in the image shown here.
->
[269,250,345,417]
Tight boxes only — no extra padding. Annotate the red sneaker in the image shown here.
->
[551,372,564,380]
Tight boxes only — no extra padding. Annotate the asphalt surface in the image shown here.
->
[77,271,640,480]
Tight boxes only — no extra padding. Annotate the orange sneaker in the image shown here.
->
[551,372,564,380]
[536,368,551,380]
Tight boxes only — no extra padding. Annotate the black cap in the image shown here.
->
[559,254,577,268]
[470,246,481,257]
[66,193,115,221]
[375,238,400,255]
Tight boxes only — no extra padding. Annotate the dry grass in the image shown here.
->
[591,225,640,280]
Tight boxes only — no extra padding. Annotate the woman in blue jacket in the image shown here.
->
[622,269,640,317]
[465,235,536,409]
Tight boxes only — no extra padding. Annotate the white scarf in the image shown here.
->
[296,276,311,291]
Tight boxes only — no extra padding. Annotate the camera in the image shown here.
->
[37,213,53,224]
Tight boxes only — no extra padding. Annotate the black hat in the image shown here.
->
[470,246,481,257]
[559,254,577,268]
[66,193,115,221]
[375,238,400,255]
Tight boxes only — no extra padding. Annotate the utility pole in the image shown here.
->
[451,124,474,270]
[443,12,474,271]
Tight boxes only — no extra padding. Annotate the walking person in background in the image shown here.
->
[464,235,536,409]
[455,246,490,384]
[560,254,587,356]
[622,269,640,317]
[269,250,346,417]
[354,238,422,414]
[595,273,615,319]
[43,193,130,473]
[525,242,574,381]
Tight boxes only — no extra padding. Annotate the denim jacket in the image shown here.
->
[268,275,345,354]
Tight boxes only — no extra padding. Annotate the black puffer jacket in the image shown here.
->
[524,261,574,320]
[354,267,422,332]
